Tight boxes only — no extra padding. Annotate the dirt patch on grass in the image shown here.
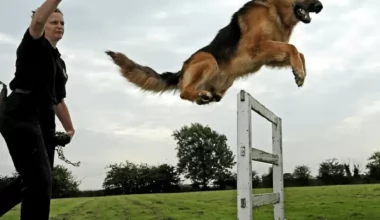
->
[127,197,179,220]
[50,199,95,220]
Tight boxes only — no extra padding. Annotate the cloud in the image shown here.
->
[0,33,19,45]
[0,0,379,190]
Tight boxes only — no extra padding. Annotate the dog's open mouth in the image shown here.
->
[294,6,311,23]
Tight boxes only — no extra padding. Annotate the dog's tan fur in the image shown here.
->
[106,0,322,105]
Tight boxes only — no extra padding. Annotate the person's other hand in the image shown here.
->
[66,130,75,139]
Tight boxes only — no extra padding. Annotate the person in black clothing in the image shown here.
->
[0,0,75,219]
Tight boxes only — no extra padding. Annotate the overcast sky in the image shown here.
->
[0,0,379,190]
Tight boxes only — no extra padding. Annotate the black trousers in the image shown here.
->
[0,91,56,220]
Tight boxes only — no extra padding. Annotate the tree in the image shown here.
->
[51,165,81,198]
[317,158,346,185]
[102,160,181,195]
[0,172,18,189]
[149,163,182,192]
[213,170,260,189]
[283,173,295,187]
[252,170,261,188]
[353,163,361,178]
[172,123,235,189]
[261,166,273,188]
[366,151,380,180]
[293,165,311,186]
[103,161,140,195]
[213,170,236,189]
[343,163,352,178]
[0,167,80,199]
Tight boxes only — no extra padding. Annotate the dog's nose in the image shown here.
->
[313,1,323,13]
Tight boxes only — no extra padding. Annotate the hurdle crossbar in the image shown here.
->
[237,90,284,220]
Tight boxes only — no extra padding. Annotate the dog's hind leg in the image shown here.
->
[179,52,219,105]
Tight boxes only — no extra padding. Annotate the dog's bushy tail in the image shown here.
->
[105,50,180,93]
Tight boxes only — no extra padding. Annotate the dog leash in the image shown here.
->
[54,131,81,167]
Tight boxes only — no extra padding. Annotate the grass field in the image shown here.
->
[2,184,380,220]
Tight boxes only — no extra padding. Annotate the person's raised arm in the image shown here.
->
[29,0,62,39]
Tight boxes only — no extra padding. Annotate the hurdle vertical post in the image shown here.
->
[237,90,284,220]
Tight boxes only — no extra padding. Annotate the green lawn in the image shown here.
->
[2,184,380,220]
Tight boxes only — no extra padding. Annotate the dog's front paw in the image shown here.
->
[213,92,223,102]
[196,91,213,105]
[292,68,305,87]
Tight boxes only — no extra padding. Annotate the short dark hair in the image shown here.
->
[31,8,63,18]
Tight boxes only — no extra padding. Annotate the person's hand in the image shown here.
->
[66,130,75,139]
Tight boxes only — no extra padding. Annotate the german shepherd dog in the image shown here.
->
[106,0,323,105]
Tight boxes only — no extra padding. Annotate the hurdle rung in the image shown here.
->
[252,193,280,207]
[251,148,279,165]
[241,91,278,124]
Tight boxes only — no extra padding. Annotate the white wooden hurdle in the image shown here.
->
[237,90,285,220]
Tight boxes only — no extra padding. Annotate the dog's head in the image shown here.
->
[293,0,323,23]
